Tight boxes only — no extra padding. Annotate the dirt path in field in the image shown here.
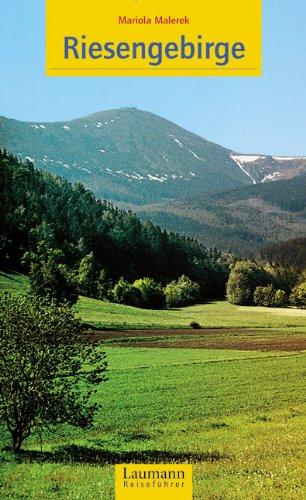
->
[84,328,306,352]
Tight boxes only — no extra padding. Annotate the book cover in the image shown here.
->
[0,1,305,499]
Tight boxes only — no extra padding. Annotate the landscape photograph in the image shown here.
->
[0,1,306,499]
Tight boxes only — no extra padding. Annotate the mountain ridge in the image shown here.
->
[0,108,250,203]
[1,108,305,206]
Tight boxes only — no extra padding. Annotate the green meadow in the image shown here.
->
[1,271,306,332]
[0,272,305,498]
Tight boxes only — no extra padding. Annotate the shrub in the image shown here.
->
[290,281,306,307]
[254,285,287,307]
[133,278,165,309]
[227,279,252,305]
[226,261,269,305]
[273,289,287,307]
[112,277,165,309]
[253,284,277,307]
[190,321,201,329]
[112,277,143,307]
[165,275,200,308]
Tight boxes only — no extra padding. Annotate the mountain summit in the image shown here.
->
[1,108,304,205]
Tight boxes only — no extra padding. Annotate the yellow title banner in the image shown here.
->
[115,464,193,500]
[46,0,262,77]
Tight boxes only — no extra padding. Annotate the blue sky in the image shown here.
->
[0,0,305,155]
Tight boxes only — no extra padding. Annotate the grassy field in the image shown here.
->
[1,271,306,332]
[0,348,305,499]
[0,272,305,498]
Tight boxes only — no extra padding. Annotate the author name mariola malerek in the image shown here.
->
[118,15,190,25]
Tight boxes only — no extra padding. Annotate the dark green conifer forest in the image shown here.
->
[0,150,229,302]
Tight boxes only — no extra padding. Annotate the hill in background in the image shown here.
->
[136,173,306,255]
[260,237,306,269]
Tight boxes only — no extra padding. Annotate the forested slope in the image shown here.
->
[137,173,306,255]
[0,150,229,297]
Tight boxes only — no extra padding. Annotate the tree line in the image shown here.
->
[226,261,306,307]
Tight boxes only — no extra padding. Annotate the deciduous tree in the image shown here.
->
[0,293,107,452]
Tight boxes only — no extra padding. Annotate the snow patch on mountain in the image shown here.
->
[231,155,264,163]
[261,172,282,183]
[165,132,184,148]
[165,133,205,162]
[230,155,257,184]
[132,172,145,180]
[174,138,183,148]
[188,149,205,161]
[147,174,167,183]
[273,156,304,161]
